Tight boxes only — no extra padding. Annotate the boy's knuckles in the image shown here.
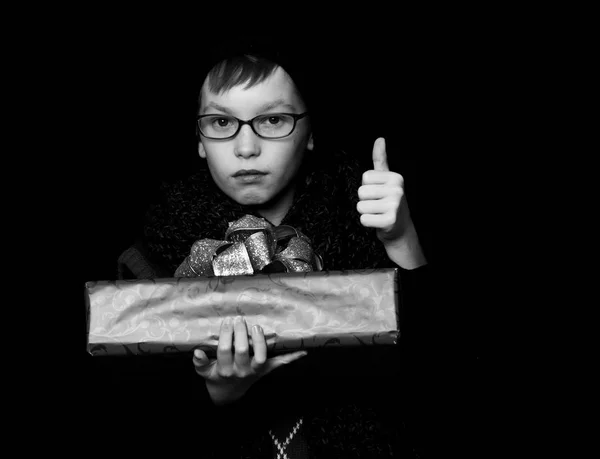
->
[253,356,267,366]
[235,345,249,355]
[362,170,383,184]
[218,344,232,354]
[386,200,400,212]
[217,367,234,378]
[358,186,374,200]
[236,369,252,379]
[392,173,404,186]
[389,186,403,199]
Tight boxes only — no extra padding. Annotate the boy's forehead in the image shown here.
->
[199,67,304,114]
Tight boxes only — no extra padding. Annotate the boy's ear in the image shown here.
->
[198,141,207,159]
[307,133,314,151]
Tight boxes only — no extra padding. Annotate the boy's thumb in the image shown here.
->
[193,348,209,367]
[372,137,389,172]
[264,351,308,374]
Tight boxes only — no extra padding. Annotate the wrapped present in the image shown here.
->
[86,268,400,356]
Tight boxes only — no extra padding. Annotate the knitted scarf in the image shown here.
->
[139,148,392,277]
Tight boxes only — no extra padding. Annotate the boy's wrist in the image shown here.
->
[381,223,427,270]
[205,379,251,407]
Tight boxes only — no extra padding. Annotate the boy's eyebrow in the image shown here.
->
[202,99,297,115]
[256,99,296,112]
[202,102,234,115]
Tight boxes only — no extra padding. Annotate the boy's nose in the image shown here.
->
[234,125,260,158]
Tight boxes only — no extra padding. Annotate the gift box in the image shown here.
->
[86,268,400,356]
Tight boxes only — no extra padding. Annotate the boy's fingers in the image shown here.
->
[216,316,234,375]
[362,170,394,185]
[372,137,389,172]
[360,213,395,229]
[264,351,308,376]
[358,184,387,200]
[251,324,267,368]
[233,316,251,369]
[357,200,391,215]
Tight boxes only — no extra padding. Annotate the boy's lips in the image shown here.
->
[232,169,268,184]
[232,169,268,177]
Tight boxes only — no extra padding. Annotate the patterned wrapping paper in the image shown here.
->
[86,268,400,356]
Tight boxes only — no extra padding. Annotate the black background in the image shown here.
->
[38,23,501,456]
[76,30,478,281]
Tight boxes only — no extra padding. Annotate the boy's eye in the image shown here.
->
[256,115,287,126]
[254,114,295,137]
[213,117,235,128]
[266,116,283,125]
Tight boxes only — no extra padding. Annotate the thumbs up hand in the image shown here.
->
[358,137,411,241]
[357,137,427,269]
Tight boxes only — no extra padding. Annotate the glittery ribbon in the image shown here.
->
[174,215,323,277]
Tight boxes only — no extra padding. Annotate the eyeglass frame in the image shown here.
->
[196,112,309,140]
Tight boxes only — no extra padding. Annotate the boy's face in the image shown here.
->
[198,67,313,208]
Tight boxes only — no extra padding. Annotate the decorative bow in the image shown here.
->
[174,215,323,277]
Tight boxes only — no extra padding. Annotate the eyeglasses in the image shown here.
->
[197,112,309,140]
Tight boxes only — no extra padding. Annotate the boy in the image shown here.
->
[117,43,429,458]
[190,50,426,402]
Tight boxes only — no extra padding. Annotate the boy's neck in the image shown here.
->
[252,184,296,226]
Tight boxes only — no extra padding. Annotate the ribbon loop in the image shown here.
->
[174,215,323,278]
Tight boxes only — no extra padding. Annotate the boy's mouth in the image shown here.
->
[232,169,268,184]
[232,169,268,177]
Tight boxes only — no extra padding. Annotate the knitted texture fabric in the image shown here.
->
[137,149,394,278]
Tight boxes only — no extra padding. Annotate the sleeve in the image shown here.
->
[398,263,432,342]
[397,262,448,455]
[116,239,173,279]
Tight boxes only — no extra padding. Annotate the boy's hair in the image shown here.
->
[195,47,322,151]
[207,54,278,94]
[198,54,299,109]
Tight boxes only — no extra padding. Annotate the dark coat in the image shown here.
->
[99,149,432,458]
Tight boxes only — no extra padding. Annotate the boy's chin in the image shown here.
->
[231,191,270,207]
